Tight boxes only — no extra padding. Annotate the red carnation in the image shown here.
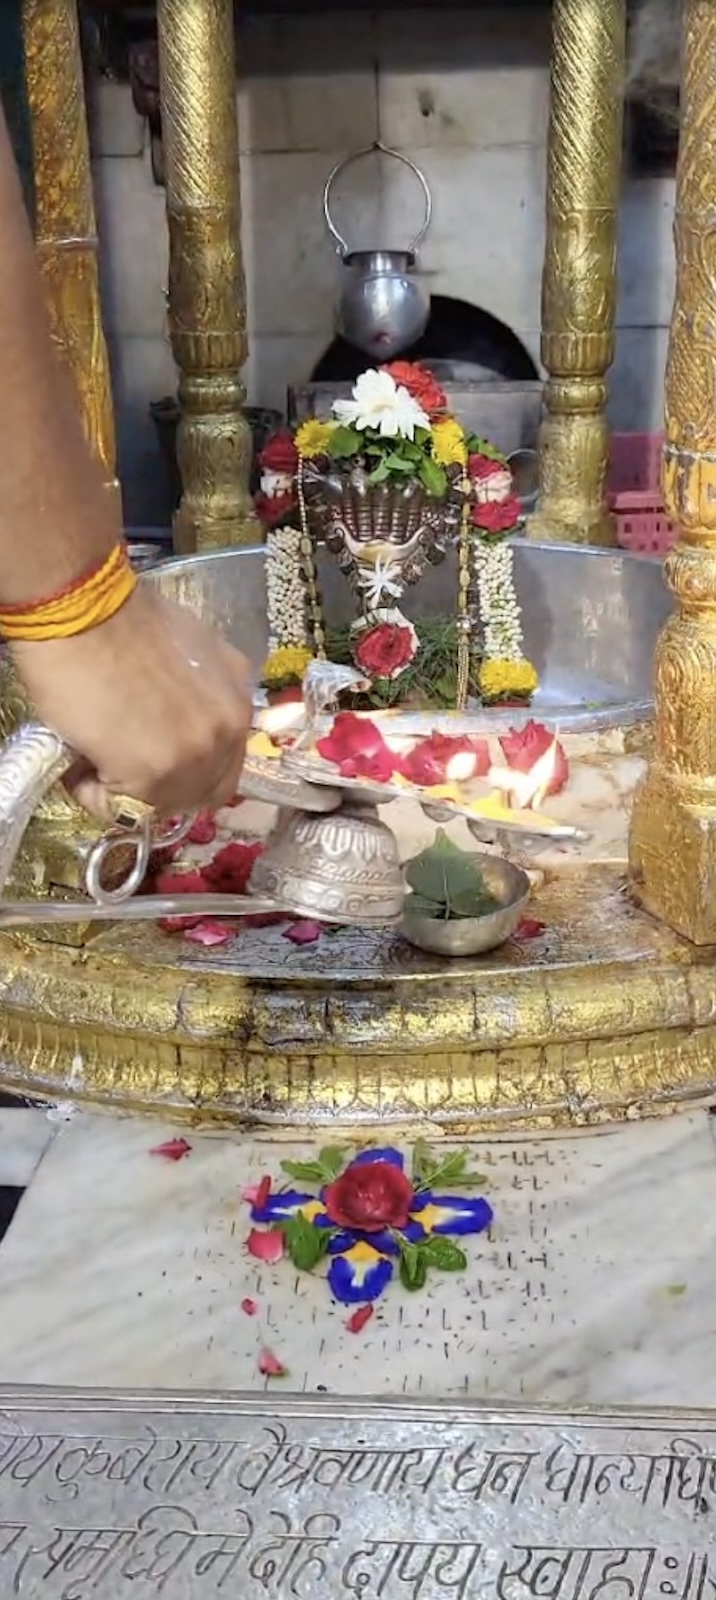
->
[353,622,417,681]
[382,361,446,419]
[324,1159,415,1233]
[470,496,521,536]
[259,429,298,474]
[499,720,569,797]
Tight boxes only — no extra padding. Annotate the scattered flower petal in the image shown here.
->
[186,810,217,846]
[515,917,547,941]
[241,1297,259,1316]
[401,732,490,788]
[499,721,569,796]
[155,868,211,896]
[149,1137,192,1162]
[317,712,398,780]
[183,920,234,946]
[347,1304,374,1334]
[204,840,264,894]
[247,1226,284,1264]
[158,914,205,932]
[258,1346,288,1378]
[283,919,322,945]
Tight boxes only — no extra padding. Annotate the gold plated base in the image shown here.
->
[0,865,715,1130]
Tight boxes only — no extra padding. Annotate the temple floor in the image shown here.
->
[0,1103,714,1404]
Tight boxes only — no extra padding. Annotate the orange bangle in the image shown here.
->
[0,542,138,642]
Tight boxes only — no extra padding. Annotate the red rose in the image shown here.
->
[259,429,298,474]
[382,360,447,419]
[401,731,490,786]
[324,1159,415,1233]
[470,496,521,535]
[254,490,296,528]
[468,451,507,480]
[499,720,569,797]
[354,622,417,680]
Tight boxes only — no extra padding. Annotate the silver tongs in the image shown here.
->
[0,893,287,929]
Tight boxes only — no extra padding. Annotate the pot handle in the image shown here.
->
[0,721,192,906]
[323,141,432,257]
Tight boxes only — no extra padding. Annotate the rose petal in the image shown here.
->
[258,1346,288,1378]
[499,720,569,796]
[158,914,205,932]
[515,917,547,941]
[347,1304,374,1334]
[186,810,217,846]
[155,868,211,896]
[247,1227,284,1264]
[149,1137,192,1162]
[241,1297,259,1316]
[183,921,234,947]
[204,841,264,894]
[242,1175,272,1206]
[283,919,322,945]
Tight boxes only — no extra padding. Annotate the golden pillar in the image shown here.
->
[22,0,120,509]
[156,0,262,552]
[528,0,626,547]
[629,0,716,944]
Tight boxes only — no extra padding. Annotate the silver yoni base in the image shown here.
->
[0,1387,713,1594]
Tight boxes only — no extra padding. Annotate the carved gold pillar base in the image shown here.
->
[157,0,262,552]
[628,0,716,945]
[527,0,626,548]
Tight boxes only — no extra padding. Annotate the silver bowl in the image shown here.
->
[249,801,405,926]
[400,852,531,957]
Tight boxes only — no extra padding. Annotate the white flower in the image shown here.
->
[357,556,404,610]
[333,369,430,439]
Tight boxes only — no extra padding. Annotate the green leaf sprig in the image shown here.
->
[405,831,502,922]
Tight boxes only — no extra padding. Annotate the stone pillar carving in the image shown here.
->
[528,0,626,546]
[629,0,716,943]
[22,0,121,509]
[156,0,262,552]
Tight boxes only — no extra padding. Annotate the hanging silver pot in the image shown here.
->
[323,141,433,361]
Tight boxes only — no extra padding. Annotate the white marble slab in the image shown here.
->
[0,1111,713,1407]
[0,1106,55,1188]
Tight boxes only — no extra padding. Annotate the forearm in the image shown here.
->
[0,107,119,605]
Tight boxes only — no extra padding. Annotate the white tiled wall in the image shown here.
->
[89,6,675,525]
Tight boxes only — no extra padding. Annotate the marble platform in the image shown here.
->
[0,1105,714,1408]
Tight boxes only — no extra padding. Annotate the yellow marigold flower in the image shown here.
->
[294,419,335,458]
[477,657,539,700]
[430,418,467,467]
[262,645,314,685]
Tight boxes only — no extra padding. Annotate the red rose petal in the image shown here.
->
[155,868,211,896]
[317,711,391,768]
[204,840,264,894]
[186,810,217,846]
[259,428,299,475]
[247,1227,284,1264]
[149,1137,192,1162]
[258,1346,288,1378]
[158,914,205,932]
[499,720,569,797]
[183,920,234,947]
[256,1174,272,1208]
[241,1297,259,1317]
[347,1304,374,1334]
[283,920,322,945]
[515,917,547,941]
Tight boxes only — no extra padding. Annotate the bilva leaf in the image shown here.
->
[282,1214,329,1272]
[422,1236,468,1271]
[280,1159,329,1184]
[407,893,445,919]
[317,1145,348,1178]
[405,831,489,909]
[328,425,361,459]
[419,456,448,497]
[398,1241,428,1291]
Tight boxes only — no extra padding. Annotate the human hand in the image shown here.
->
[11,585,252,820]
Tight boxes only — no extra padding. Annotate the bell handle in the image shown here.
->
[0,720,195,907]
[323,140,432,257]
